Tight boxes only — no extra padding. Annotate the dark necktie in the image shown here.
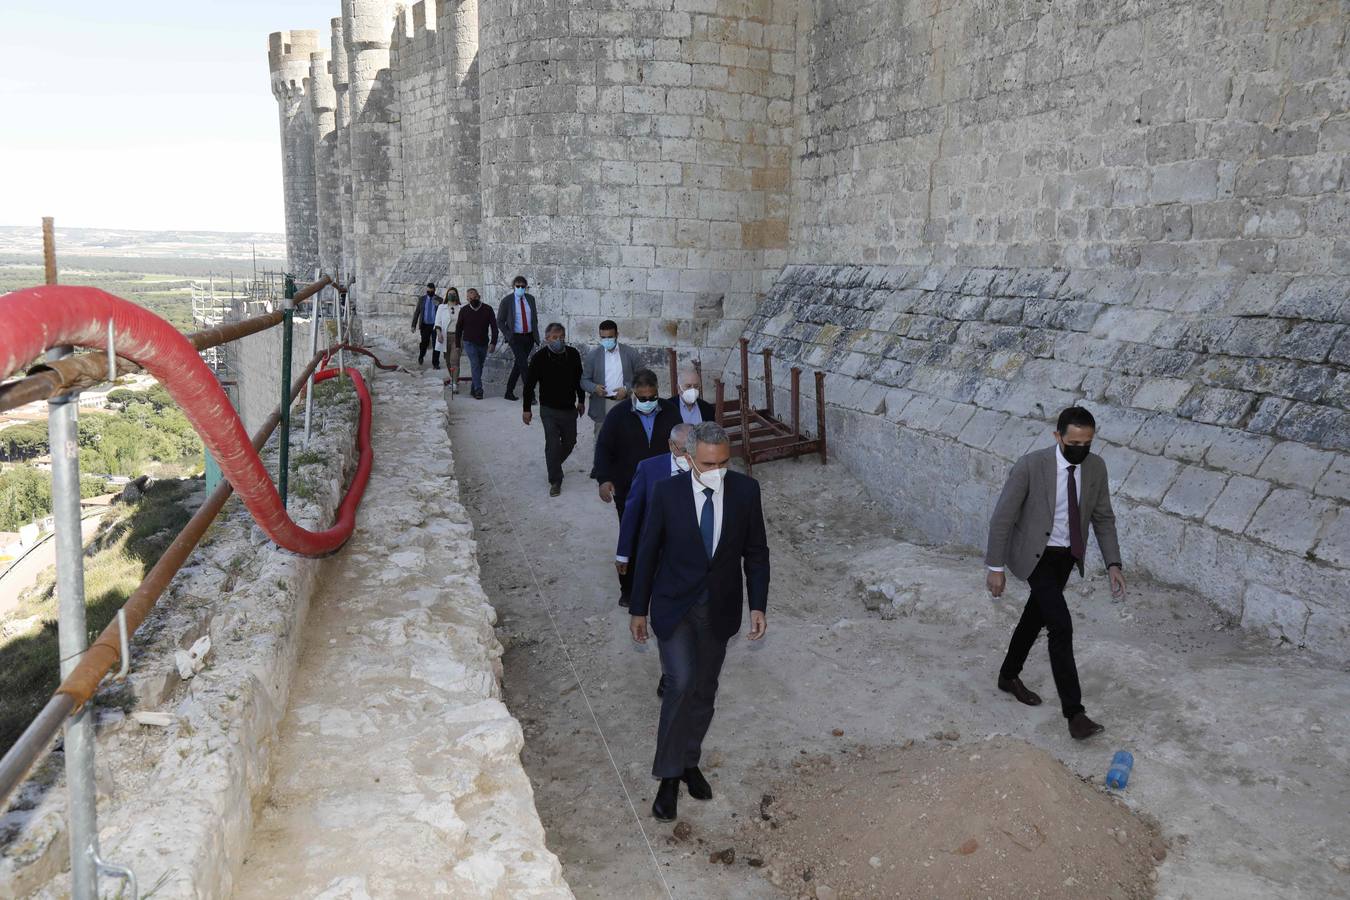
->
[700,488,715,557]
[1067,465,1084,560]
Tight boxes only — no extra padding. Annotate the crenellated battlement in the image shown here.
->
[268,30,321,99]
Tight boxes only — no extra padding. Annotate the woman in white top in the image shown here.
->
[432,288,462,390]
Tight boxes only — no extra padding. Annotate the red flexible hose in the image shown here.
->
[0,286,373,556]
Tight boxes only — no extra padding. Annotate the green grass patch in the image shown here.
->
[0,478,197,756]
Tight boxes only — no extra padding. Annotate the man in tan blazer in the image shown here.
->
[985,406,1126,740]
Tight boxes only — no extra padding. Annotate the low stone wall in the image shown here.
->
[741,264,1350,656]
[0,361,367,898]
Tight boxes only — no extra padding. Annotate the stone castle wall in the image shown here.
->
[268,1,1350,648]
[743,263,1350,652]
[788,0,1347,273]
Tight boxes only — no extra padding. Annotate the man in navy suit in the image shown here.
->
[630,422,770,822]
[616,423,693,695]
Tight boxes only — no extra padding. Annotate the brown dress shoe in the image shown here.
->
[998,676,1043,706]
[1068,712,1105,740]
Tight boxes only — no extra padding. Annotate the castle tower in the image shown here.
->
[329,17,355,278]
[268,30,322,279]
[342,0,405,324]
[439,0,482,295]
[309,51,343,277]
[475,0,795,359]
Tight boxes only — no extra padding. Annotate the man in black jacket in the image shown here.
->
[496,274,540,401]
[594,368,682,606]
[523,323,586,496]
[410,282,439,365]
[630,421,770,822]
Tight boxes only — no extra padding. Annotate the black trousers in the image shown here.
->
[999,548,1083,719]
[417,323,435,362]
[653,600,728,778]
[539,405,577,486]
[506,333,533,393]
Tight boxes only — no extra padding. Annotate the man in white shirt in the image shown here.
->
[984,406,1125,741]
[629,422,770,822]
[580,320,641,436]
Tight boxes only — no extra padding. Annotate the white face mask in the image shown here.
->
[673,454,691,472]
[693,462,726,492]
[680,387,699,405]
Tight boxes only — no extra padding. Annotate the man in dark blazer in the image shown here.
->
[496,274,539,401]
[595,369,682,606]
[985,405,1126,741]
[410,282,440,366]
[630,422,770,822]
[670,364,715,425]
[616,423,694,619]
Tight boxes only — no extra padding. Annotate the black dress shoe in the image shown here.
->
[549,483,561,497]
[652,777,679,821]
[504,391,519,401]
[1068,712,1105,741]
[683,767,712,801]
[998,676,1043,707]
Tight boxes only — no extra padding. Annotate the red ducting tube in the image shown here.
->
[0,286,373,556]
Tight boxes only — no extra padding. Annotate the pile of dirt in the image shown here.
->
[743,737,1165,899]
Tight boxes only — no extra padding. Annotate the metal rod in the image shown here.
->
[42,217,57,285]
[666,347,677,396]
[43,218,100,899]
[737,380,754,474]
[106,320,117,383]
[303,288,322,445]
[762,348,774,418]
[815,370,828,464]
[279,282,297,507]
[738,338,749,401]
[790,367,802,438]
[337,285,347,380]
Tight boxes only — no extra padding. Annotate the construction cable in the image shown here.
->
[0,286,373,558]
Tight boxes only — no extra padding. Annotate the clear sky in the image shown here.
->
[1,1,337,233]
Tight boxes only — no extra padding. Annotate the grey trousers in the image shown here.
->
[539,405,578,486]
[652,600,728,778]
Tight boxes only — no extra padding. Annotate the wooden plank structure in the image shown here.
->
[667,339,827,473]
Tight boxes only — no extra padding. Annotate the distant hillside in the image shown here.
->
[0,225,285,262]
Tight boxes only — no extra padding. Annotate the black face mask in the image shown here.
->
[1061,443,1091,465]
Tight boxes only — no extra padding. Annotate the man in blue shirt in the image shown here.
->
[594,369,682,607]
[410,282,439,365]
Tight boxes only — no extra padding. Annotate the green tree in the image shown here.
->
[0,423,49,461]
[0,466,52,531]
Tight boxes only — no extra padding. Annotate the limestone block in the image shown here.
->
[1130,414,1181,455]
[1241,583,1311,644]
[1256,440,1335,489]
[1314,455,1350,502]
[1160,466,1228,519]
[1131,377,1193,412]
[1178,387,1256,426]
[1245,487,1336,554]
[1274,402,1350,451]
[1311,507,1350,568]
[956,407,1009,450]
[1205,474,1272,533]
[1164,421,1225,463]
[1120,454,1181,505]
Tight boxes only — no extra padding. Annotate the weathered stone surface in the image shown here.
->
[1120,456,1182,505]
[1256,440,1335,490]
[1161,467,1228,520]
[1312,508,1350,568]
[1245,488,1336,555]
[1205,475,1273,534]
[1241,584,1311,645]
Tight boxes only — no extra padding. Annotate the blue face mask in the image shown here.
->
[600,337,617,351]
[634,398,659,415]
[514,286,525,299]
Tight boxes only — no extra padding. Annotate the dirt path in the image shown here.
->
[233,353,566,898]
[451,368,1350,900]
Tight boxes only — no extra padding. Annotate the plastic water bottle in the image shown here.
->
[1106,750,1134,790]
